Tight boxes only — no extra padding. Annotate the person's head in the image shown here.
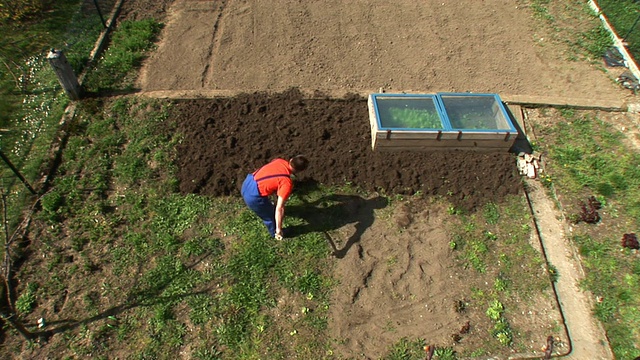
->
[289,155,309,173]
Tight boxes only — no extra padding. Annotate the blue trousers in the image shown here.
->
[241,174,276,237]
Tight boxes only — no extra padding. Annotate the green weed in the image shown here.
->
[15,282,38,314]
[530,0,554,23]
[39,190,65,223]
[486,300,513,346]
[482,202,500,225]
[434,347,457,360]
[383,337,426,360]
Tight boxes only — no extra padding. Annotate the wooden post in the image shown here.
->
[47,49,83,100]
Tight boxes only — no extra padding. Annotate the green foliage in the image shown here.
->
[385,107,442,129]
[193,345,223,360]
[482,202,500,225]
[449,196,548,299]
[568,26,612,62]
[0,1,105,229]
[187,294,216,325]
[434,347,457,360]
[529,0,613,62]
[83,19,163,92]
[40,190,65,223]
[537,110,640,359]
[486,300,513,346]
[486,299,504,321]
[530,0,554,23]
[545,114,640,210]
[297,269,322,297]
[493,275,510,293]
[383,337,426,360]
[15,282,38,314]
[150,194,212,237]
[598,0,640,63]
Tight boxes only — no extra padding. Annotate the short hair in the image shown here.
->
[290,155,309,172]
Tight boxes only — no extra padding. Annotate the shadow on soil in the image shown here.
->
[28,250,217,341]
[286,180,388,258]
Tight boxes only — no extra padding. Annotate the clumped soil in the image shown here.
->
[170,88,522,212]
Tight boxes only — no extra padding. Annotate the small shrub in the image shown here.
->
[547,264,559,283]
[483,202,500,225]
[40,190,65,222]
[621,233,639,250]
[573,196,601,224]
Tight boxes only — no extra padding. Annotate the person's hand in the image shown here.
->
[275,230,283,241]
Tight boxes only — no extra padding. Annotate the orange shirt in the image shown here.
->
[253,159,293,200]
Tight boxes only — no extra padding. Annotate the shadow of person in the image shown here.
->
[286,194,388,258]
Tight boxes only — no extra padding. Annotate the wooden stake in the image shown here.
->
[47,49,83,100]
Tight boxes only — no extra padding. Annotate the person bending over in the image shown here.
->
[241,155,309,239]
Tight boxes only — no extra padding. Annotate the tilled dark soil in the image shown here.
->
[170,88,521,211]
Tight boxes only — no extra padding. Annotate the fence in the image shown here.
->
[594,0,640,81]
[0,0,119,231]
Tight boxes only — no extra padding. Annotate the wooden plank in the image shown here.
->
[501,94,627,111]
[374,146,512,152]
[374,131,515,141]
[506,104,524,130]
[374,138,515,150]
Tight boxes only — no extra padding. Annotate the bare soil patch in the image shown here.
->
[139,0,633,104]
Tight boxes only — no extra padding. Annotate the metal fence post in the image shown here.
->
[47,49,83,100]
[0,150,36,195]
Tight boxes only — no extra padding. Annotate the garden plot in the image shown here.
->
[139,0,630,104]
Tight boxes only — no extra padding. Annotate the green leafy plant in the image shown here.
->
[434,346,457,360]
[15,282,38,314]
[482,202,500,225]
[383,337,426,360]
[486,299,504,321]
[40,190,65,223]
[486,300,513,346]
[385,107,442,129]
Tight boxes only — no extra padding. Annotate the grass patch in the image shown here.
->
[447,194,554,355]
[527,0,613,62]
[534,108,640,358]
[83,19,162,92]
[0,0,115,242]
[8,95,337,359]
[597,0,640,62]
